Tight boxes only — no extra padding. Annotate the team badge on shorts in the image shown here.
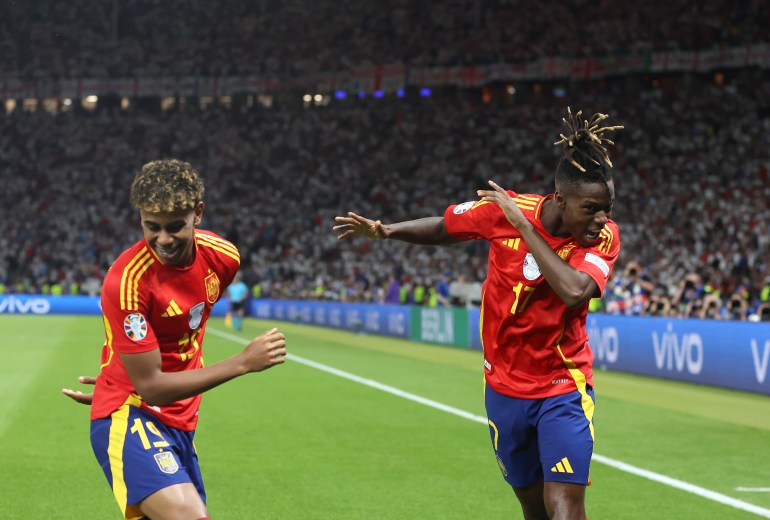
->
[153,450,180,474]
[124,313,148,341]
[453,201,475,214]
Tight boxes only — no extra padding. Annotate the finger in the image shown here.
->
[488,180,506,193]
[79,376,97,385]
[336,230,354,240]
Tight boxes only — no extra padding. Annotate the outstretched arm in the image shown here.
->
[477,180,598,308]
[333,212,461,246]
[121,328,287,406]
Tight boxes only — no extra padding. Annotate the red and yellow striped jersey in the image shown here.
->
[444,192,620,399]
[91,229,240,430]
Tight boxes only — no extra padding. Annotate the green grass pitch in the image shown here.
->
[2,314,770,519]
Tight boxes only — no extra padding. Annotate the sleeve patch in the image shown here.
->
[585,253,610,277]
[124,313,148,341]
[452,201,476,214]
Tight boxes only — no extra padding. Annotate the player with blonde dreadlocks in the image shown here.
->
[334,108,623,520]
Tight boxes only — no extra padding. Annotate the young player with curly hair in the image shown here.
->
[63,159,287,520]
[334,108,623,520]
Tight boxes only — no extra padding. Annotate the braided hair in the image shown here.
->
[553,107,623,194]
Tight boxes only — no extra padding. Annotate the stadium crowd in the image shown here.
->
[1,0,768,79]
[2,70,770,321]
[2,0,770,321]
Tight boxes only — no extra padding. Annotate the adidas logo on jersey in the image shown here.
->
[161,299,183,317]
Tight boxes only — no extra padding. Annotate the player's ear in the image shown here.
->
[554,190,567,210]
[193,201,204,226]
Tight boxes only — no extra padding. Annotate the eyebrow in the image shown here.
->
[142,219,187,227]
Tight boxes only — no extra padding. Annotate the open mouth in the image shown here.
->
[584,230,601,241]
[155,246,179,261]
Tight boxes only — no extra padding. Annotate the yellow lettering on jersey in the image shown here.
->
[178,329,201,362]
[510,282,536,315]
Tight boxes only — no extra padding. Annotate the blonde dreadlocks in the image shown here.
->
[553,107,623,191]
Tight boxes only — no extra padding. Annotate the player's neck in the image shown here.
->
[540,198,570,238]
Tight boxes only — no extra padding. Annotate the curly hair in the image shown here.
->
[129,159,205,213]
[554,107,623,190]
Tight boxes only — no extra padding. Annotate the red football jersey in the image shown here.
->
[91,229,240,430]
[444,192,620,399]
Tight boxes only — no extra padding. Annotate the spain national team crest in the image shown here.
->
[522,253,542,281]
[153,450,179,474]
[204,272,220,304]
[189,302,205,329]
[556,244,576,261]
[124,313,148,341]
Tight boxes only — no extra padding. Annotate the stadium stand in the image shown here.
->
[1,0,769,321]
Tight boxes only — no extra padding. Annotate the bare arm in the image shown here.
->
[477,180,597,308]
[333,212,461,246]
[121,328,287,406]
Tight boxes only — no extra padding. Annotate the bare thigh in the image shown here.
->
[544,481,586,520]
[139,482,208,520]
[513,480,549,520]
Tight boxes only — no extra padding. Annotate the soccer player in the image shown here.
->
[333,108,622,520]
[225,271,249,331]
[61,159,287,520]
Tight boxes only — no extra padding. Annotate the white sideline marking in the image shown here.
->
[737,488,770,493]
[209,327,770,518]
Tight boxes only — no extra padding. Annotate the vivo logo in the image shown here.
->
[0,296,51,314]
[750,339,770,384]
[652,323,703,374]
[587,321,619,364]
[388,313,406,335]
[365,311,381,332]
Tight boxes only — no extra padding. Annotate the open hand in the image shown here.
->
[333,212,387,240]
[62,376,97,405]
[477,180,528,230]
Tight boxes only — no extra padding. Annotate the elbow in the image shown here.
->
[133,381,170,407]
[562,287,593,309]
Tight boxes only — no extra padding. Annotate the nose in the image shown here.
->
[594,211,609,227]
[156,229,174,246]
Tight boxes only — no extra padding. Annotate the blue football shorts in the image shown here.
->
[91,404,205,520]
[485,383,595,488]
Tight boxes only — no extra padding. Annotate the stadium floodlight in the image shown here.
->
[85,95,98,103]
[373,90,384,98]
[334,90,347,100]
[303,94,312,102]
[396,89,405,98]
[419,87,431,97]
[358,91,366,99]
